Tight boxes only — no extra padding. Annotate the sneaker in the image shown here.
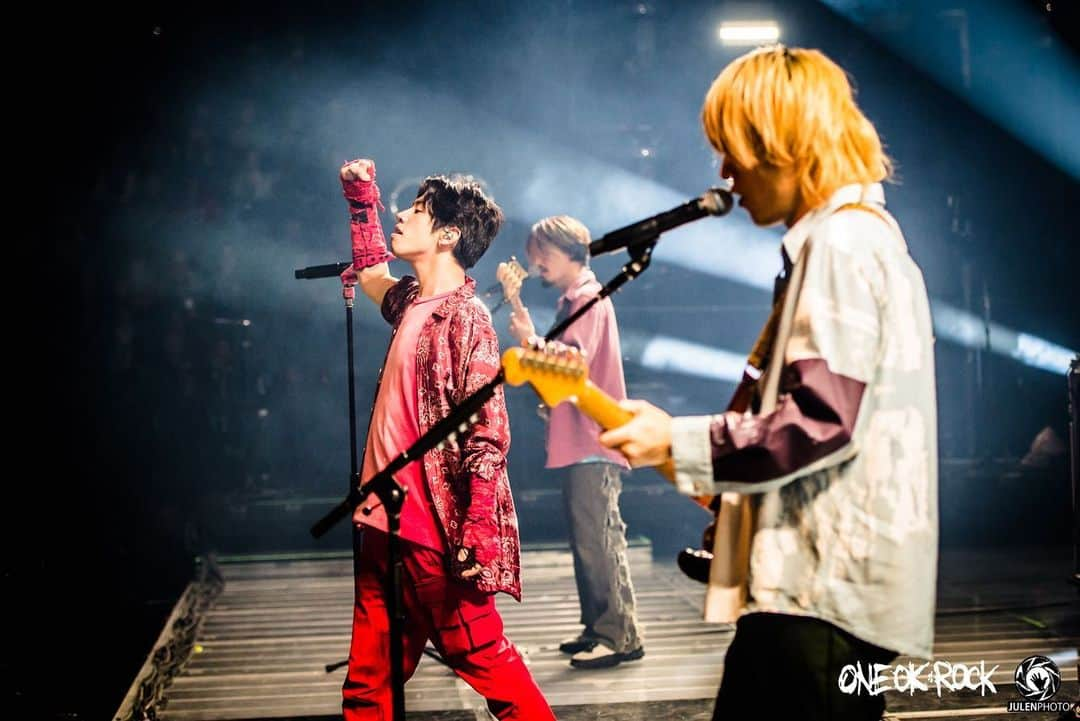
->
[558,634,599,655]
[570,645,645,669]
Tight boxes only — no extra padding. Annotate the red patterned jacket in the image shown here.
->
[375,275,522,600]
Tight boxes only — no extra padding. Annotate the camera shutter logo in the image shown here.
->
[1014,655,1061,702]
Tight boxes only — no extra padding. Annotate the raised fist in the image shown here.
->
[338,157,391,270]
[340,158,374,183]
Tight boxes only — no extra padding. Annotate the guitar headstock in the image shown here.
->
[496,257,530,300]
[502,344,588,408]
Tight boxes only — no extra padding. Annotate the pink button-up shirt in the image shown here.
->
[546,268,631,470]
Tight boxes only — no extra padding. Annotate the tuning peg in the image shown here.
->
[469,413,479,424]
[458,421,469,433]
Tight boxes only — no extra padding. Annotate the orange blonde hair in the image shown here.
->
[702,45,892,208]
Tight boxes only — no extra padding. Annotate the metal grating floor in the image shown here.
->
[148,545,1078,720]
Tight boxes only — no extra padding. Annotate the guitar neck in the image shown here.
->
[575,381,633,428]
[508,294,527,316]
[573,382,676,483]
[502,345,711,507]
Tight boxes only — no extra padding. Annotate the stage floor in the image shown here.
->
[132,543,1078,721]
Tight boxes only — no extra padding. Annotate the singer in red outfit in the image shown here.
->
[337,158,555,721]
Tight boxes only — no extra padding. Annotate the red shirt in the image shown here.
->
[367,276,522,600]
[355,290,452,552]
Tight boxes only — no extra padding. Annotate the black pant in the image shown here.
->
[713,613,896,721]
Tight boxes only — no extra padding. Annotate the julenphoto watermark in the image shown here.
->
[1008,655,1069,714]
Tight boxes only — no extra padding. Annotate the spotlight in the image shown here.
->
[718,21,781,46]
[932,303,1076,374]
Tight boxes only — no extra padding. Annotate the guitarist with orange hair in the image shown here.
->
[599,46,938,721]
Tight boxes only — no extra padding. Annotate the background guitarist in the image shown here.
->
[498,215,644,670]
[598,46,938,721]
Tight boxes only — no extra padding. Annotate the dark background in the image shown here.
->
[12,1,1079,718]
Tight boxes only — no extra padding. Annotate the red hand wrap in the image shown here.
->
[341,160,394,271]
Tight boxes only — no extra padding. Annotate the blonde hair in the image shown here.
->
[527,215,590,264]
[702,45,892,208]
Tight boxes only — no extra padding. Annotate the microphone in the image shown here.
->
[587,188,734,257]
[294,262,352,280]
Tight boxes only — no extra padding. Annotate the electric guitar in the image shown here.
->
[501,345,713,509]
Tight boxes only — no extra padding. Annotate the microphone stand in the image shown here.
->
[344,291,359,507]
[310,373,502,721]
[308,234,662,721]
[294,265,415,721]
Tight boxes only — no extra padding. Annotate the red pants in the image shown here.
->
[343,530,555,721]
